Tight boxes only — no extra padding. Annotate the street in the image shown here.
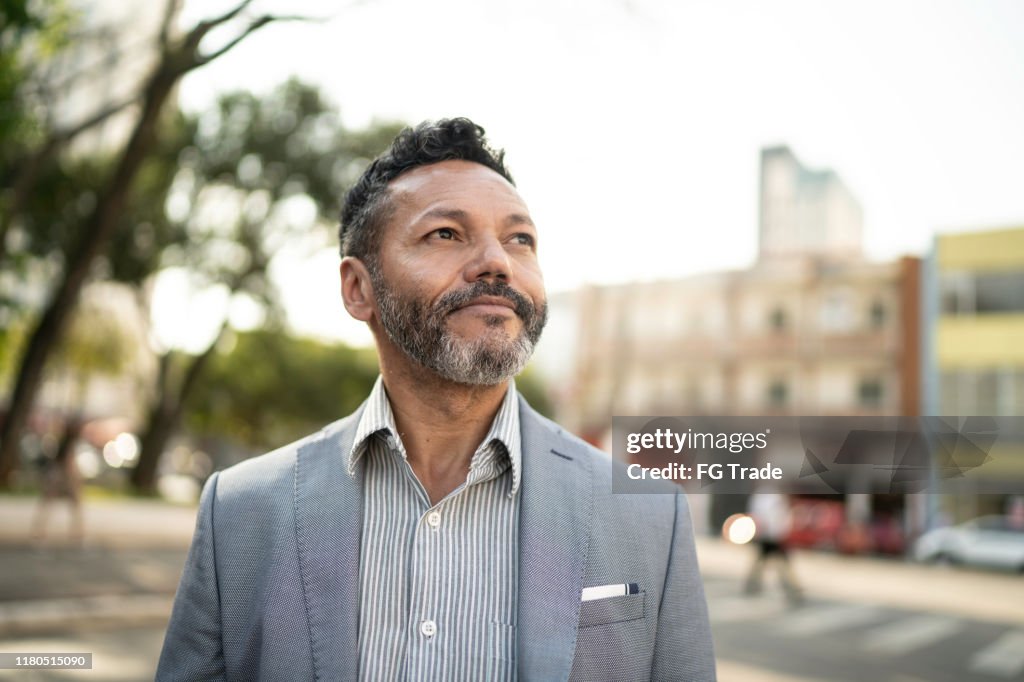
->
[1,496,1022,680]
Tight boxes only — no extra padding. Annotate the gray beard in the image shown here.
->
[370,271,547,386]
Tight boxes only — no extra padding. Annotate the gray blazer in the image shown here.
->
[157,397,716,681]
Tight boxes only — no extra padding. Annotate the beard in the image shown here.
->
[369,270,548,386]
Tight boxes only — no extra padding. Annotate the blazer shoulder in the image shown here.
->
[213,409,360,501]
[518,395,611,464]
[519,398,680,519]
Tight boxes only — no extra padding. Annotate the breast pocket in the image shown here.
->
[578,592,646,628]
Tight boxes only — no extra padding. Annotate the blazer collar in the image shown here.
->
[516,395,594,681]
[294,405,366,682]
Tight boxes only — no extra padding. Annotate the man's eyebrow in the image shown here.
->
[422,207,469,222]
[504,213,535,228]
[419,208,535,228]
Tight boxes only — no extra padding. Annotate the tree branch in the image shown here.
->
[159,0,183,48]
[185,0,256,50]
[50,97,139,146]
[195,15,311,66]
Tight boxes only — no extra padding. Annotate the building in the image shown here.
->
[759,146,863,262]
[534,146,922,548]
[558,256,919,432]
[923,225,1024,523]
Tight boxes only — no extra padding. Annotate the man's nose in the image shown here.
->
[465,236,512,283]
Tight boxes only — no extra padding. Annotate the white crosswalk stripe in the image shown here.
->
[708,595,788,623]
[861,615,962,655]
[968,630,1024,678]
[780,604,885,636]
[706,590,1024,678]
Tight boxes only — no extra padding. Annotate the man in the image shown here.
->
[157,118,715,681]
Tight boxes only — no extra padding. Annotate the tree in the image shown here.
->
[127,81,405,492]
[186,330,379,453]
[0,0,308,486]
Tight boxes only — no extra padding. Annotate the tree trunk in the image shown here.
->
[129,326,224,494]
[130,394,178,496]
[0,67,178,487]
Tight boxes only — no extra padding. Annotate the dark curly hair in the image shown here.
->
[339,117,515,262]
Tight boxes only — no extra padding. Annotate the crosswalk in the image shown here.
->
[862,615,962,655]
[970,632,1024,678]
[706,585,1024,679]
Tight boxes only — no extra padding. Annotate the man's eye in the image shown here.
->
[435,228,455,240]
[513,233,535,247]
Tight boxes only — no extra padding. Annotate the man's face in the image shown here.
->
[368,160,547,386]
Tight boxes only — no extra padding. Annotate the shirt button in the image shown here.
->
[420,620,437,637]
[427,511,442,528]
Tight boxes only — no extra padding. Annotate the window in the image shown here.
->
[975,272,1024,313]
[858,378,884,408]
[767,380,788,407]
[941,272,1024,315]
[769,307,787,332]
[821,290,853,332]
[940,273,973,315]
[869,300,886,329]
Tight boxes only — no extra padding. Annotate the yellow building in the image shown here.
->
[928,225,1024,521]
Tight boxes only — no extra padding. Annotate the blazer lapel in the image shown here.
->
[294,407,365,682]
[517,397,594,681]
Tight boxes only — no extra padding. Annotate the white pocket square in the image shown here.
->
[581,582,640,602]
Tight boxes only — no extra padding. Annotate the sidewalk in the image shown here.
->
[0,495,196,638]
[0,495,197,549]
[695,535,1024,627]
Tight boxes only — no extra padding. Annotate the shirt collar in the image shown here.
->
[348,375,522,496]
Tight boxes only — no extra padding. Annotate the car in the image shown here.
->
[914,515,1024,572]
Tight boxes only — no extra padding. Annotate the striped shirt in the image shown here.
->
[350,376,521,681]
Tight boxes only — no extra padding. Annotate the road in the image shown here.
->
[702,538,1024,682]
[707,575,1024,681]
[1,495,1022,680]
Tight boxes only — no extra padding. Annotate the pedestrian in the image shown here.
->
[744,490,802,605]
[30,416,85,546]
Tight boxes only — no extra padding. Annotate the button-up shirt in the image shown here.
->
[351,376,521,681]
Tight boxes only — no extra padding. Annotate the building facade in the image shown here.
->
[924,226,1024,523]
[759,146,863,261]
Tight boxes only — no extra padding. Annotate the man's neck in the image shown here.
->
[379,358,510,505]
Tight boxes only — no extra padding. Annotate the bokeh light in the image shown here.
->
[723,513,757,545]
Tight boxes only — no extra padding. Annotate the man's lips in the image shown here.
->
[454,296,518,316]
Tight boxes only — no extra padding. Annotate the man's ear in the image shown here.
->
[340,256,376,322]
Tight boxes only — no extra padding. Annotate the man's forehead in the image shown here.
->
[387,160,526,211]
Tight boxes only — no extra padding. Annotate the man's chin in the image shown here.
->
[446,315,523,339]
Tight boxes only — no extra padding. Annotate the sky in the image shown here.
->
[163,0,1024,349]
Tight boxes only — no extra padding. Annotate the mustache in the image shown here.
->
[436,281,537,320]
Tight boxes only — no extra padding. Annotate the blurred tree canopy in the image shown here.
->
[0,0,316,486]
[186,330,379,452]
[0,0,75,180]
[129,80,405,492]
[186,331,554,455]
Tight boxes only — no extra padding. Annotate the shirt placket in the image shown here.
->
[404,475,456,680]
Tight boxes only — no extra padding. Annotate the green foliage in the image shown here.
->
[0,0,76,169]
[516,366,554,418]
[185,329,556,452]
[186,329,379,451]
[160,79,405,317]
[51,296,131,392]
[106,112,196,286]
